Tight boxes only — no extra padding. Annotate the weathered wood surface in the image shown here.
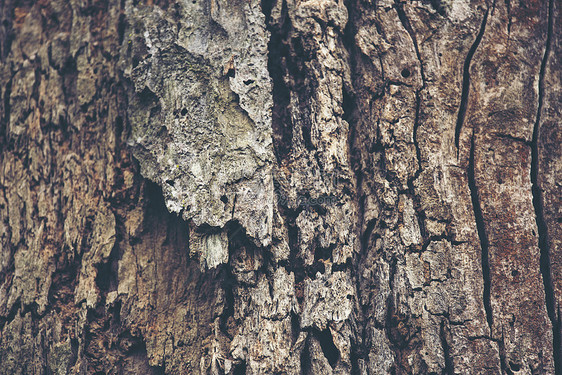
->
[0,0,559,373]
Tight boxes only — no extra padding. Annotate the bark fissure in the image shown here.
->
[1,76,11,141]
[454,8,489,153]
[412,92,422,176]
[531,0,560,371]
[409,91,427,247]
[492,132,531,145]
[395,0,428,258]
[341,3,378,372]
[393,0,426,85]
[316,328,340,368]
[504,0,512,35]
[440,320,454,375]
[467,132,493,332]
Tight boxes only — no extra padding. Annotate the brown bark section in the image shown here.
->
[0,0,559,374]
[463,0,555,371]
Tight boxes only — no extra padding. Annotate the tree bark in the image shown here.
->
[0,0,560,374]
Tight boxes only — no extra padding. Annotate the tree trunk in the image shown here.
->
[0,0,560,374]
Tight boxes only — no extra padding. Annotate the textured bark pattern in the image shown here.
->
[0,0,560,374]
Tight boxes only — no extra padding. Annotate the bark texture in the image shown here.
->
[0,0,560,374]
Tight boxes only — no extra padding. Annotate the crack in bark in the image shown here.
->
[504,0,512,35]
[454,8,489,154]
[341,3,375,373]
[394,0,431,262]
[300,334,311,374]
[492,132,531,145]
[531,0,560,371]
[360,218,377,253]
[408,91,428,248]
[1,76,11,143]
[393,0,426,86]
[467,132,493,333]
[316,327,340,368]
[262,0,294,163]
[440,320,454,375]
[412,92,423,176]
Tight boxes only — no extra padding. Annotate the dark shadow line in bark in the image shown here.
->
[262,0,295,162]
[300,334,311,375]
[467,131,493,332]
[95,242,119,294]
[361,218,377,254]
[394,2,430,259]
[408,91,428,247]
[393,0,426,86]
[340,4,375,370]
[440,319,454,375]
[316,328,340,368]
[291,311,301,345]
[412,91,423,176]
[1,76,11,143]
[504,0,512,34]
[531,0,560,371]
[454,7,489,154]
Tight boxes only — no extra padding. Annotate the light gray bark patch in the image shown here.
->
[122,0,274,262]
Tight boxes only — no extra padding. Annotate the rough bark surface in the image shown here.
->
[0,0,559,374]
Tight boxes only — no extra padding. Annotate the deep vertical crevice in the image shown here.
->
[393,0,426,85]
[504,0,512,35]
[467,132,493,332]
[341,2,374,373]
[1,76,11,142]
[454,8,489,153]
[300,335,311,375]
[412,92,422,176]
[394,1,428,254]
[440,320,454,375]
[316,328,340,368]
[531,0,559,371]
[262,0,294,162]
[261,0,315,159]
[408,91,428,245]
[95,240,119,294]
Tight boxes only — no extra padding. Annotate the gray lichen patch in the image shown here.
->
[121,0,274,266]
